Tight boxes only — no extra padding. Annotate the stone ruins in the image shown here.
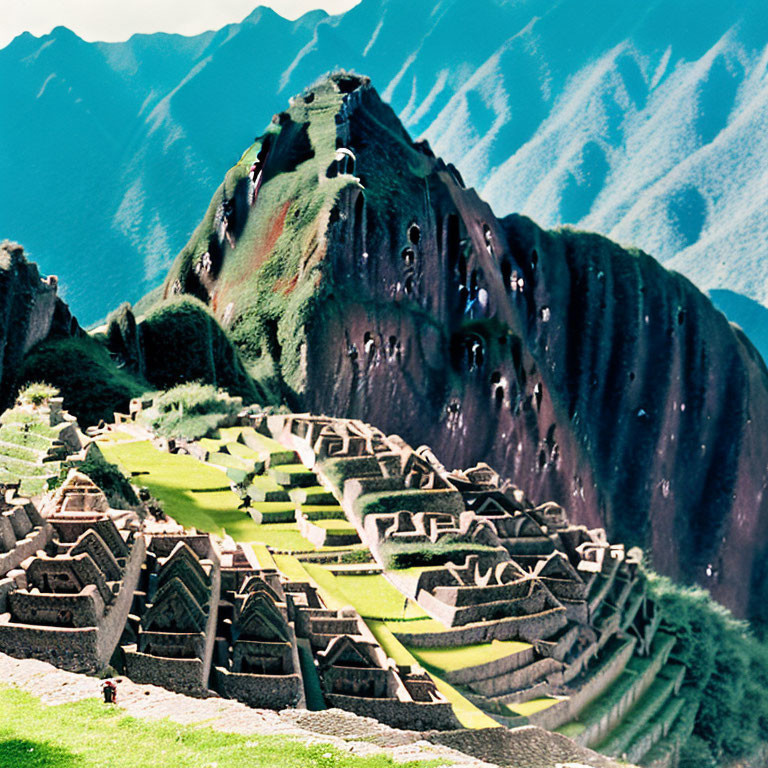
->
[0,403,695,767]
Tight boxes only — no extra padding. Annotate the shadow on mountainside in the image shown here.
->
[710,289,768,368]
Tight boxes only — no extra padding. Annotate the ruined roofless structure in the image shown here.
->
[0,411,692,766]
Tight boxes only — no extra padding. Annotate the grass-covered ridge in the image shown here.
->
[18,334,146,426]
[0,686,436,768]
[19,295,270,427]
[159,75,367,403]
[138,297,263,402]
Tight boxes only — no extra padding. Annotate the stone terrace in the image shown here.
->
[264,412,697,767]
[0,400,696,768]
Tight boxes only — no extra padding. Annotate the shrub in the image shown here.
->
[140,382,242,440]
[379,539,499,569]
[54,445,138,509]
[17,382,59,407]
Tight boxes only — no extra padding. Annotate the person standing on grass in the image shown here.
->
[102,679,117,704]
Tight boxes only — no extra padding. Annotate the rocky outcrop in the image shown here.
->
[160,75,768,619]
[0,241,79,407]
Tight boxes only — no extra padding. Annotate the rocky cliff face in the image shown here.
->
[0,241,79,406]
[162,75,768,619]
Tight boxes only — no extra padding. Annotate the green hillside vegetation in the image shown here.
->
[18,295,272,428]
[18,335,146,425]
[647,574,768,766]
[0,686,435,768]
[138,297,265,403]
[0,395,70,495]
[162,76,365,401]
[54,443,138,508]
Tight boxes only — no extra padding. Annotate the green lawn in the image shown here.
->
[385,618,449,635]
[300,505,346,520]
[272,463,312,473]
[314,519,356,531]
[508,697,560,717]
[405,639,532,673]
[199,436,224,454]
[0,686,436,768]
[98,440,319,549]
[304,570,429,621]
[273,554,312,582]
[251,544,276,570]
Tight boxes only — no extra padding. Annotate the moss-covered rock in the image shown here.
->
[139,297,260,402]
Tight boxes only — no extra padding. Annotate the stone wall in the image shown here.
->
[215,667,303,708]
[325,693,460,732]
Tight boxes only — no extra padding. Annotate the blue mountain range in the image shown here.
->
[1,0,767,353]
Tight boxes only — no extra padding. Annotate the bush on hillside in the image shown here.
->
[379,539,499,569]
[649,573,768,764]
[54,445,138,509]
[140,382,242,440]
[18,336,145,426]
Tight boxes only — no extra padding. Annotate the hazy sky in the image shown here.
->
[0,0,361,49]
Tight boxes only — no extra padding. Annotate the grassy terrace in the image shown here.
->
[273,554,312,583]
[99,436,362,555]
[99,439,251,537]
[0,410,65,496]
[406,639,532,673]
[0,686,436,768]
[365,621,500,730]
[302,568,429,621]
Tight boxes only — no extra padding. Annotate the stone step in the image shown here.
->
[269,465,317,488]
[624,686,687,765]
[393,605,568,648]
[597,664,684,757]
[639,687,699,768]
[566,632,677,748]
[468,657,562,700]
[289,486,338,505]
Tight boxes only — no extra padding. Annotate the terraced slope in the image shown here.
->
[0,406,77,495]
[26,407,758,767]
[99,427,362,554]
[98,408,697,764]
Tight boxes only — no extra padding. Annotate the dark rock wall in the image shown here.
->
[301,84,768,617]
[162,78,768,618]
[0,241,78,408]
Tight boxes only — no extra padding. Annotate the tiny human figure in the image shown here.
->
[102,679,117,704]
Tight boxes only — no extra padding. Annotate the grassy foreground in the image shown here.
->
[0,686,439,768]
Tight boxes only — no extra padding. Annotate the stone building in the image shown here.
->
[0,471,144,673]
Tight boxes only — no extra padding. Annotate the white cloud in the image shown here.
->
[0,0,361,49]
